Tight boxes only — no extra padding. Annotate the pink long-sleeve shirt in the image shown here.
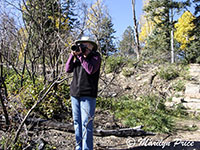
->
[65,52,101,75]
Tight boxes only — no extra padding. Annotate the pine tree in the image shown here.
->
[143,0,190,62]
[87,0,116,55]
[98,17,116,55]
[192,0,200,38]
[119,26,135,56]
[184,0,200,63]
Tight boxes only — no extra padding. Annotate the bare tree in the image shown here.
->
[131,0,140,60]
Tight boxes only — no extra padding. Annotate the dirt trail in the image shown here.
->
[31,116,200,150]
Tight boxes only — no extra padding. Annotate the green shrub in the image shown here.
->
[5,70,71,120]
[96,97,115,110]
[158,64,180,80]
[19,79,71,119]
[105,56,125,73]
[0,133,23,150]
[170,103,188,117]
[179,65,191,80]
[122,68,134,77]
[97,94,191,133]
[172,80,185,92]
[114,95,174,133]
[97,95,177,133]
[5,70,31,95]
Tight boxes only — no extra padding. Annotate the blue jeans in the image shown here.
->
[71,96,96,150]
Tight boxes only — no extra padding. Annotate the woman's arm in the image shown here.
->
[65,53,75,73]
[77,53,101,75]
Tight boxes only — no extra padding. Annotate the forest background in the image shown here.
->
[0,0,200,149]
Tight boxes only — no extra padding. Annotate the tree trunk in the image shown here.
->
[131,0,140,60]
[0,89,10,128]
[21,45,27,87]
[42,45,47,85]
[0,42,10,128]
[171,28,175,63]
[170,0,175,63]
[166,0,171,61]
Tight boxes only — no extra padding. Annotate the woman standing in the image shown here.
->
[65,36,101,150]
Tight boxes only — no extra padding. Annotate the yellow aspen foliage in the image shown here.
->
[174,11,195,50]
[139,15,162,43]
[140,0,162,43]
[22,0,30,12]
[87,0,106,31]
[48,16,69,30]
[22,0,70,31]
[139,16,155,43]
[18,28,28,60]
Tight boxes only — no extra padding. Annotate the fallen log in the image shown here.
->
[25,118,155,137]
[94,125,155,137]
[26,118,75,133]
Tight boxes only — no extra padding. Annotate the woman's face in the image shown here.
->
[81,42,94,57]
[81,42,94,51]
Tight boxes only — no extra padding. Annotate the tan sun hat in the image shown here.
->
[75,36,98,51]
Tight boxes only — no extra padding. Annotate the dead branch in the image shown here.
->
[23,118,155,138]
[13,76,72,144]
[0,51,21,76]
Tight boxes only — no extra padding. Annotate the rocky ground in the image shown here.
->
[1,63,200,150]
[51,116,200,150]
[1,109,199,150]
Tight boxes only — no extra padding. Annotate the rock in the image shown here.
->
[182,102,200,110]
[165,102,175,107]
[185,83,200,99]
[136,76,142,81]
[184,97,200,103]
[189,64,200,77]
[172,97,184,103]
[165,97,183,108]
[170,63,200,111]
